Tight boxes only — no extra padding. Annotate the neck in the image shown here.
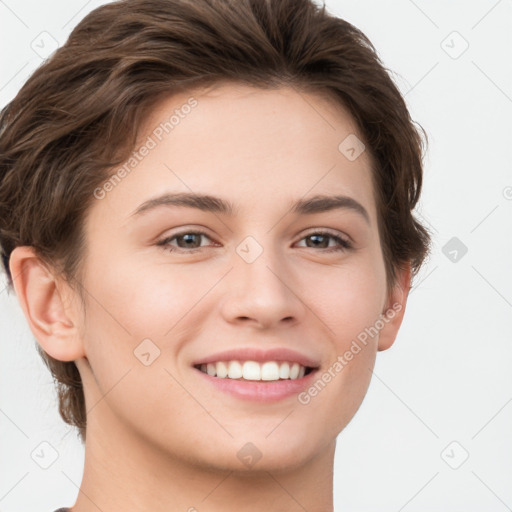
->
[70,410,335,512]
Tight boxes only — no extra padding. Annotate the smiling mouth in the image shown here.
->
[193,360,317,381]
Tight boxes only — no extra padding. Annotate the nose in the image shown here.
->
[219,239,306,330]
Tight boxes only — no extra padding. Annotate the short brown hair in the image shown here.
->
[0,0,431,444]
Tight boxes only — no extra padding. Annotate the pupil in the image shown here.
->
[308,234,327,248]
[179,234,199,248]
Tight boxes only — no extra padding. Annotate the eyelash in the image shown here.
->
[156,229,353,253]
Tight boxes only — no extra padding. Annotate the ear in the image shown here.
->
[377,264,412,352]
[9,246,86,362]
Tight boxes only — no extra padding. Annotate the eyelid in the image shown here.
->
[156,228,216,248]
[300,226,351,242]
[295,228,352,251]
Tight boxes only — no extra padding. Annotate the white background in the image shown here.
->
[1,1,511,511]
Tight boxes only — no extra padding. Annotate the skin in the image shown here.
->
[10,82,410,512]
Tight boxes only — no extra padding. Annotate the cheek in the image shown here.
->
[78,254,221,399]
[293,332,377,453]
[294,257,384,426]
[76,258,207,448]
[309,254,387,341]
[83,254,203,338]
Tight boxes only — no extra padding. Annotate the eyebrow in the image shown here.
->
[130,192,370,224]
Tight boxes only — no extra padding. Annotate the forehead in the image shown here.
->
[91,82,377,225]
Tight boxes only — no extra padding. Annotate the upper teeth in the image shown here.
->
[199,361,307,381]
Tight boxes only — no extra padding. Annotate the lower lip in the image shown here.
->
[193,367,319,402]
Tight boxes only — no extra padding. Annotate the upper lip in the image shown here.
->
[192,347,321,369]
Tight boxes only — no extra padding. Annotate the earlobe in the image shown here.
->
[377,264,412,352]
[9,246,85,362]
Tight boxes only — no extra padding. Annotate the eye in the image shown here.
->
[295,230,352,252]
[156,229,352,253]
[156,230,216,252]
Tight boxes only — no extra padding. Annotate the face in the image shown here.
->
[67,82,406,472]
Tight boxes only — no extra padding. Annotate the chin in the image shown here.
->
[216,436,321,474]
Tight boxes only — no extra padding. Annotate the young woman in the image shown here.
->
[0,0,430,510]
